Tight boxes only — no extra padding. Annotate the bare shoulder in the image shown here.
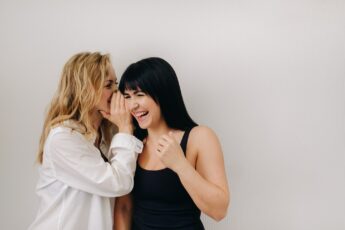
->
[188,126,225,180]
[189,125,220,151]
[190,125,219,141]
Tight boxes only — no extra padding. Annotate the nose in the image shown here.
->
[112,83,118,93]
[127,99,139,111]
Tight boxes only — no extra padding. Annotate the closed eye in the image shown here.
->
[123,89,145,99]
[104,80,116,89]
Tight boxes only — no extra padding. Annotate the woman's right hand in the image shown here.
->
[100,92,133,134]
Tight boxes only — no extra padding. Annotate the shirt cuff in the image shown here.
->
[109,133,143,155]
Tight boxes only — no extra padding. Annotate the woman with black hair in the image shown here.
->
[114,57,229,229]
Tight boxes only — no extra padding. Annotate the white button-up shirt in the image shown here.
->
[28,121,143,230]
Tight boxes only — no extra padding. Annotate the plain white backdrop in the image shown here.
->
[0,0,344,229]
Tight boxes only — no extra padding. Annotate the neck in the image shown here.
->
[146,121,173,141]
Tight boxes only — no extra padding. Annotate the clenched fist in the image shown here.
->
[156,132,188,172]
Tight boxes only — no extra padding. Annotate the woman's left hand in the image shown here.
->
[156,132,188,172]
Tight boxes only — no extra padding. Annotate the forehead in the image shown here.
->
[106,67,116,80]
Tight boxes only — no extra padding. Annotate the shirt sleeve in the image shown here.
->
[46,128,143,197]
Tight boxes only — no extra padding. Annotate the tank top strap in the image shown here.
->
[180,126,197,154]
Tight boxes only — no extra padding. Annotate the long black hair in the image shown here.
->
[119,57,197,140]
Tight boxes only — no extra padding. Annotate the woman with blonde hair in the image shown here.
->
[28,52,143,230]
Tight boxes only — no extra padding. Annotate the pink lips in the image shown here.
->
[132,111,148,123]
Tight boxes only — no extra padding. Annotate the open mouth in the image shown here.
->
[133,111,149,122]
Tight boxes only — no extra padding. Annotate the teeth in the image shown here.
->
[134,111,147,117]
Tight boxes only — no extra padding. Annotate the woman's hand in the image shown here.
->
[100,92,133,134]
[156,132,188,172]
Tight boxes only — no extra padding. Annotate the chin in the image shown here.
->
[138,124,147,129]
[137,121,150,129]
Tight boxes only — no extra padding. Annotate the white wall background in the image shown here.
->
[1,0,344,229]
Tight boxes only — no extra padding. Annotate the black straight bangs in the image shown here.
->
[119,64,159,104]
[118,70,143,93]
[119,78,145,94]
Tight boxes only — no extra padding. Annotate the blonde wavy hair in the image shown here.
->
[37,52,117,164]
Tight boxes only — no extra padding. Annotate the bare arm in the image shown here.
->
[113,194,133,230]
[157,126,230,221]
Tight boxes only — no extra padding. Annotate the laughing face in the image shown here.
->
[123,88,163,129]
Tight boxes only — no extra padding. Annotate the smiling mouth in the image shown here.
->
[133,111,149,120]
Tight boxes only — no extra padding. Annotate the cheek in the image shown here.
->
[102,90,112,99]
[150,103,161,117]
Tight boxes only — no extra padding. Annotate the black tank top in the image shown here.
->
[132,127,204,230]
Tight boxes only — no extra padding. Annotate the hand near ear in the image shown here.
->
[100,92,133,134]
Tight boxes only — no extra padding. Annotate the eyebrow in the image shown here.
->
[105,79,117,83]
